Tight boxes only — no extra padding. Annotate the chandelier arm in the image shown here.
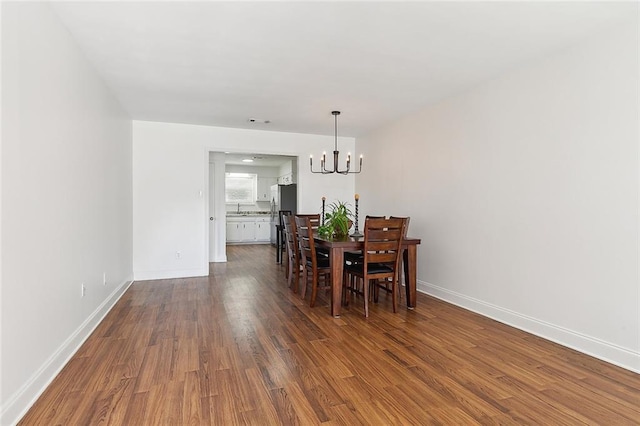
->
[349,156,363,173]
[310,156,321,174]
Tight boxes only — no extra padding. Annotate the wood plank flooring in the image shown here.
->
[19,244,640,425]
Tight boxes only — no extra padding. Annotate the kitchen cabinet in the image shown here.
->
[226,221,242,242]
[257,177,277,201]
[241,221,256,241]
[277,159,296,185]
[278,173,295,185]
[255,218,270,241]
[226,216,270,243]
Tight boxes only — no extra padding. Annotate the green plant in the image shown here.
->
[318,201,354,238]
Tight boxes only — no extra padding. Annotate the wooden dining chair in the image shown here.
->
[295,215,331,307]
[277,210,292,264]
[285,213,323,294]
[343,217,405,317]
[373,216,410,303]
[295,213,328,257]
[282,213,301,293]
[343,215,384,303]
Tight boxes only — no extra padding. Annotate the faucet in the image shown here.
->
[237,203,240,214]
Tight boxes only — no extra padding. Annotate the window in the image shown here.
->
[225,173,257,203]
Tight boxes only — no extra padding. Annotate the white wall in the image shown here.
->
[133,121,355,280]
[357,22,639,372]
[0,3,133,424]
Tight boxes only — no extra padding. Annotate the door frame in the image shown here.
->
[205,151,227,265]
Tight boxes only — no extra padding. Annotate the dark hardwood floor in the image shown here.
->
[19,244,640,425]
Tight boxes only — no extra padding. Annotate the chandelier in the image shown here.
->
[310,111,362,174]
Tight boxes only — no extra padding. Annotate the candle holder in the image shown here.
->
[352,194,362,237]
[321,196,326,225]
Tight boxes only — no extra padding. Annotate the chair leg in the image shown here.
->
[309,269,318,307]
[286,257,293,290]
[392,276,398,313]
[292,263,300,294]
[363,278,370,317]
[284,252,289,279]
[300,267,308,299]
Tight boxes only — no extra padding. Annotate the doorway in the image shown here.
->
[206,151,298,266]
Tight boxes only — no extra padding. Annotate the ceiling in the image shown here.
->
[50,1,636,138]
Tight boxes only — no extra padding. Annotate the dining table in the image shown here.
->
[314,234,422,317]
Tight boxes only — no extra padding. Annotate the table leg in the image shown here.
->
[330,247,344,318]
[405,244,417,309]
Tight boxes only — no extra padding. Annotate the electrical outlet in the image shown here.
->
[103,272,106,286]
[81,283,86,298]
[176,251,181,259]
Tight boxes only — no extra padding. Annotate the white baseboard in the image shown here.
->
[0,278,134,426]
[133,268,208,281]
[418,280,640,374]
[211,255,227,263]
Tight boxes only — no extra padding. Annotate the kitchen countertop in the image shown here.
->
[226,212,271,217]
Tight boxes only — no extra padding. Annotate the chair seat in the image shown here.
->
[316,247,329,257]
[307,255,330,268]
[346,262,393,274]
[344,251,363,264]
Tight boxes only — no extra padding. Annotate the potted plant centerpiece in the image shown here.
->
[319,201,354,238]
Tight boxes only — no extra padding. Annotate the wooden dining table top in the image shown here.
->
[314,234,421,247]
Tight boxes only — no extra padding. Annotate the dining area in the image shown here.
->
[276,198,421,318]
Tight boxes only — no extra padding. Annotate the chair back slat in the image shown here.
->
[367,228,403,241]
[367,252,397,264]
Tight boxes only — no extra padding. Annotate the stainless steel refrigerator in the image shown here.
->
[270,184,297,245]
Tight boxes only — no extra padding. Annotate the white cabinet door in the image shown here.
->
[241,221,256,241]
[226,222,242,242]
[255,220,270,241]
